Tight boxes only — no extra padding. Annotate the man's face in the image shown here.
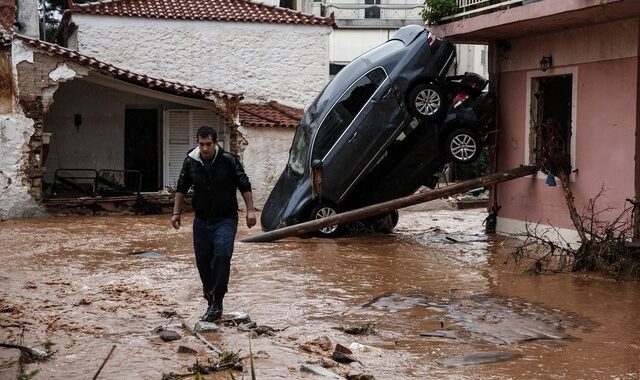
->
[198,136,216,160]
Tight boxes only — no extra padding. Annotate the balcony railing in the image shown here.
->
[323,0,424,21]
[442,0,524,21]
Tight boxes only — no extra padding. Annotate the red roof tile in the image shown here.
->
[240,101,302,128]
[14,34,243,101]
[67,0,335,26]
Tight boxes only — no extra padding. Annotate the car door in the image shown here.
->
[310,67,403,204]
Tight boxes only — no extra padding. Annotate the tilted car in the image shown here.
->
[261,25,495,236]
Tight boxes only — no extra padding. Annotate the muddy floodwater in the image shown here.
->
[1,209,639,379]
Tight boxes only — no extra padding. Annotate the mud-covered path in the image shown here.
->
[1,210,639,379]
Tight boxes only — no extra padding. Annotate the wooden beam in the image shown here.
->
[241,165,538,243]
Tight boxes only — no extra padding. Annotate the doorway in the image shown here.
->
[125,108,159,192]
[530,74,573,170]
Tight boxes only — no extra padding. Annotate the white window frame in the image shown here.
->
[162,109,229,189]
[524,66,578,181]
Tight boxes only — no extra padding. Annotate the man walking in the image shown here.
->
[171,126,256,322]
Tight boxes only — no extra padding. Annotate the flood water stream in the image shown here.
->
[0,209,638,379]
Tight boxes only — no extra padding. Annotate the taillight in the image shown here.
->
[453,91,469,108]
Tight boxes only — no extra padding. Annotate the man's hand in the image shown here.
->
[171,214,181,230]
[246,210,257,228]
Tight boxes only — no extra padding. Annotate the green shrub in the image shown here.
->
[421,0,458,24]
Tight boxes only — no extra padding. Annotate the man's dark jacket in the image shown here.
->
[176,146,251,220]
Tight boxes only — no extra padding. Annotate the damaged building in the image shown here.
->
[1,14,244,218]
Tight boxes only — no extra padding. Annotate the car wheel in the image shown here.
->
[408,83,445,120]
[444,128,482,163]
[374,210,399,233]
[310,204,341,237]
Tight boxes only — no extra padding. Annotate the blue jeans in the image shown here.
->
[193,217,238,309]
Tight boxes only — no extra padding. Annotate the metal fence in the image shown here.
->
[456,0,490,7]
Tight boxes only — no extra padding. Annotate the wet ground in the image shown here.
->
[1,208,639,379]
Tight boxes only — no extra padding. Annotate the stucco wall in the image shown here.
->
[495,19,638,237]
[71,15,331,110]
[43,78,193,185]
[238,125,294,208]
[0,115,45,218]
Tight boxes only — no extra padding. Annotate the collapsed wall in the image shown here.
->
[0,40,84,218]
[0,115,45,218]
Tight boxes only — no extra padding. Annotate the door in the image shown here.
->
[312,67,403,203]
[125,108,159,192]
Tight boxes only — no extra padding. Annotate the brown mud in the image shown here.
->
[0,209,639,379]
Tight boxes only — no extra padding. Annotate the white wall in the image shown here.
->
[455,44,488,77]
[238,125,295,208]
[72,15,331,109]
[0,115,46,218]
[330,28,398,63]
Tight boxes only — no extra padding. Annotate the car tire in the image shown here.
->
[310,204,342,238]
[444,128,482,163]
[374,210,399,233]
[407,83,446,120]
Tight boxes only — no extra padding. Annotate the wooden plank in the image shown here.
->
[241,165,538,243]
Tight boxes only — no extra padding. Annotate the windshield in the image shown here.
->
[287,126,309,176]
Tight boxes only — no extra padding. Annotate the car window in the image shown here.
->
[302,41,403,128]
[288,126,309,177]
[312,67,387,161]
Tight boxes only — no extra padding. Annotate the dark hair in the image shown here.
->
[196,126,217,141]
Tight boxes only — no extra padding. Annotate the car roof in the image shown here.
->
[301,26,427,132]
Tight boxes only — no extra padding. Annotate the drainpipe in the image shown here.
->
[634,45,640,242]
[16,0,39,38]
[487,40,501,213]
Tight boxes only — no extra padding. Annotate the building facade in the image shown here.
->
[431,0,640,244]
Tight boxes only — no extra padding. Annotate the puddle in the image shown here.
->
[437,351,520,367]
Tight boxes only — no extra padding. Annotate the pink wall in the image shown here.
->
[497,57,638,230]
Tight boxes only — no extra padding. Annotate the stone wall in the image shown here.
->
[71,16,331,109]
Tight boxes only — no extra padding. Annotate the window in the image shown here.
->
[280,0,295,10]
[312,68,387,161]
[288,127,309,177]
[364,0,381,18]
[530,74,573,172]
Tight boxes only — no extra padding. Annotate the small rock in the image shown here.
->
[332,351,359,364]
[347,373,375,380]
[254,325,275,336]
[299,336,333,354]
[220,312,251,325]
[177,345,198,355]
[159,310,178,318]
[159,330,181,342]
[334,343,353,355]
[194,321,223,333]
[151,325,164,334]
[349,362,364,370]
[300,364,346,380]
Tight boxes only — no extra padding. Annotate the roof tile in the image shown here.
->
[240,101,302,128]
[68,0,335,26]
[13,33,243,101]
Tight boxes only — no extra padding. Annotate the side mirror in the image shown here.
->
[312,159,323,169]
